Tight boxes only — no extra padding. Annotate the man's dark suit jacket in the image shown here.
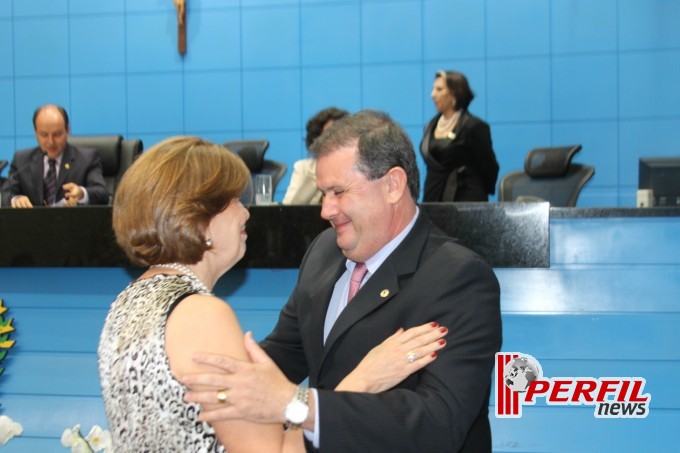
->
[261,211,502,452]
[1,144,109,207]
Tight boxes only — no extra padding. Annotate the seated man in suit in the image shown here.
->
[182,110,503,452]
[1,104,109,208]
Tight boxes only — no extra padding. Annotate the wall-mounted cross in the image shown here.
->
[174,0,186,55]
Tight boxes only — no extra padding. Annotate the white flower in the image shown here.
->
[61,424,112,452]
[0,415,23,445]
[85,425,112,452]
[61,424,89,452]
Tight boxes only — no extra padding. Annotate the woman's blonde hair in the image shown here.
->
[113,136,250,266]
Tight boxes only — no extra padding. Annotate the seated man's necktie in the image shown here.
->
[44,159,57,205]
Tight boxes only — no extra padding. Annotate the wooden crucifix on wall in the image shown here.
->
[174,0,187,55]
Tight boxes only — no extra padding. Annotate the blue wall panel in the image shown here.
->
[618,0,680,50]
[71,76,128,135]
[551,217,680,265]
[551,55,618,121]
[491,407,678,453]
[551,0,618,54]
[126,12,183,73]
[0,80,15,136]
[242,6,300,69]
[300,66,362,124]
[13,0,67,17]
[127,73,184,134]
[300,3,361,66]
[361,1,422,63]
[3,353,101,395]
[125,0,174,14]
[0,20,13,77]
[69,0,125,15]
[423,0,485,60]
[13,17,69,77]
[242,69,301,131]
[2,0,679,204]
[619,50,680,118]
[486,0,550,57]
[184,71,242,133]
[362,63,423,127]
[69,15,126,75]
[487,58,551,123]
[183,9,241,71]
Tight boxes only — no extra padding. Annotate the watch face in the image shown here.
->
[286,400,309,424]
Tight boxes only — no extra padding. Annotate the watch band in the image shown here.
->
[284,386,310,430]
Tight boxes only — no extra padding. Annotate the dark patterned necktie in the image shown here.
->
[347,262,368,302]
[44,159,57,205]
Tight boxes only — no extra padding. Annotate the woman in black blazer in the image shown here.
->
[420,70,499,202]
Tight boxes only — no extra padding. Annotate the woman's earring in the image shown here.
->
[206,238,213,247]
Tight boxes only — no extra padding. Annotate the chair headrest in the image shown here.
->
[68,135,123,176]
[524,145,582,178]
[224,140,269,173]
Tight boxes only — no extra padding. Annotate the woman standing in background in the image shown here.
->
[420,70,499,202]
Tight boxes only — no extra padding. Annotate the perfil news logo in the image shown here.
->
[495,353,651,419]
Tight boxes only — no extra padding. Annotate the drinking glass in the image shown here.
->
[255,174,273,205]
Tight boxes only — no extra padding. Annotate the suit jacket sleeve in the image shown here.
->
[1,149,41,207]
[2,155,24,206]
[77,147,110,205]
[468,120,499,195]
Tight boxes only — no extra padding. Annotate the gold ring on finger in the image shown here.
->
[216,389,229,405]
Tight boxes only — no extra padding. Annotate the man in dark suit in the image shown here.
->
[1,104,109,207]
[183,111,502,452]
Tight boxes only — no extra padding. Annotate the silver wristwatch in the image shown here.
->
[284,386,310,430]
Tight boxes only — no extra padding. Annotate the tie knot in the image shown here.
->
[48,159,57,168]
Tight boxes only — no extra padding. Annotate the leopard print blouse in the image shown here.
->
[98,273,225,452]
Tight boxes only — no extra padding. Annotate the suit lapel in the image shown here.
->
[308,251,347,369]
[421,117,447,171]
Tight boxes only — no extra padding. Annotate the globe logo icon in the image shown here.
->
[504,356,541,393]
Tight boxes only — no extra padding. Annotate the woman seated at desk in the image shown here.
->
[282,107,348,205]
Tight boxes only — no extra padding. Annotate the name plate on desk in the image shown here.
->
[0,203,549,268]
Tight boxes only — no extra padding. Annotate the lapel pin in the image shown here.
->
[65,163,70,170]
[380,289,390,298]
